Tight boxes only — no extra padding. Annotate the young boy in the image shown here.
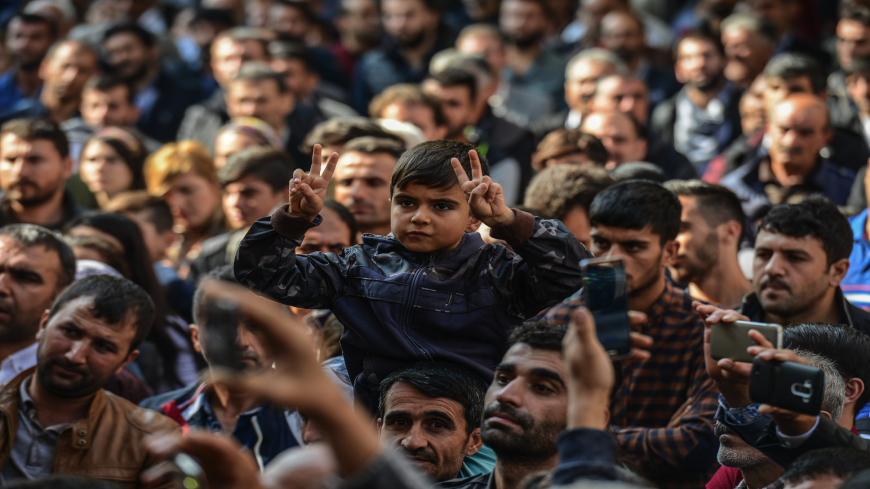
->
[234,140,589,410]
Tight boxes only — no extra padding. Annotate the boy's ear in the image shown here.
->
[465,216,482,233]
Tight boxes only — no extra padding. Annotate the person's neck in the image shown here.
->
[8,190,66,228]
[14,66,42,97]
[29,373,95,427]
[628,273,666,314]
[768,155,816,187]
[208,381,264,433]
[839,403,856,430]
[685,78,725,109]
[762,288,840,326]
[689,258,752,309]
[39,88,78,123]
[740,462,784,489]
[399,31,437,70]
[0,338,36,365]
[492,454,558,489]
[505,42,541,76]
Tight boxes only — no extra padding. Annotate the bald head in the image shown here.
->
[768,94,831,175]
[591,74,649,125]
[581,111,647,169]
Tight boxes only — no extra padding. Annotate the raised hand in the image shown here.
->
[451,150,514,227]
[563,307,614,430]
[289,144,339,222]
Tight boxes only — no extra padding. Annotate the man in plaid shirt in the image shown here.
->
[547,180,719,489]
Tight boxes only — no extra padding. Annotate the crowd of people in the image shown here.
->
[4,0,870,488]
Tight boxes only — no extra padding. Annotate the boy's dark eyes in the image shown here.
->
[398,200,414,207]
[435,203,453,210]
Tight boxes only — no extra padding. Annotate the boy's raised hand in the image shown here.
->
[289,144,339,222]
[451,150,515,227]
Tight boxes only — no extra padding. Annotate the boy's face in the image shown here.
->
[391,182,473,254]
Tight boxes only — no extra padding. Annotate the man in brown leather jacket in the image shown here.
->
[0,274,180,487]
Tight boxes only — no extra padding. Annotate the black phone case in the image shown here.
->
[749,359,825,416]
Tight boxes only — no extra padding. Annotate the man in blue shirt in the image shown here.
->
[843,183,870,311]
[0,14,56,114]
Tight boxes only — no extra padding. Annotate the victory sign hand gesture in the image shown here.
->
[289,144,339,222]
[451,150,514,227]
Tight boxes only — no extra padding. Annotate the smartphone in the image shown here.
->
[749,358,825,416]
[710,320,783,363]
[202,299,242,373]
[581,257,632,358]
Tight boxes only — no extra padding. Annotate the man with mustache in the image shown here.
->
[721,94,855,227]
[376,362,486,482]
[0,118,80,230]
[0,274,179,485]
[141,266,302,467]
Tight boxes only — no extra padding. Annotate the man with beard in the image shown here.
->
[376,362,486,481]
[0,14,57,114]
[545,180,720,489]
[664,180,751,309]
[0,40,99,126]
[332,137,404,237]
[141,266,302,466]
[0,274,179,484]
[721,95,854,226]
[101,23,202,143]
[651,30,741,173]
[352,0,453,113]
[0,224,75,386]
[0,118,80,230]
[498,0,566,107]
[436,321,572,489]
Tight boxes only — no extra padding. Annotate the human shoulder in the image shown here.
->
[105,390,181,434]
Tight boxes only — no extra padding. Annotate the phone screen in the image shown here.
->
[582,258,632,357]
[202,300,242,372]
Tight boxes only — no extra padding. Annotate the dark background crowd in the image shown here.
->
[4,0,870,488]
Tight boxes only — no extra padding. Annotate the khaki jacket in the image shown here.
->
[0,368,180,488]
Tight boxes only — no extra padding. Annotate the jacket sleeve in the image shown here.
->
[551,428,620,484]
[488,210,590,318]
[748,415,870,468]
[233,205,351,309]
[610,350,720,474]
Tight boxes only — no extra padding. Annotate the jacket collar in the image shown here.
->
[362,232,487,268]
[739,287,854,327]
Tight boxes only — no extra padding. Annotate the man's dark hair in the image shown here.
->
[49,275,155,353]
[232,62,288,93]
[268,40,316,73]
[589,180,682,244]
[841,4,870,28]
[758,195,852,266]
[508,319,567,351]
[192,265,236,325]
[1,118,69,158]
[664,180,746,239]
[609,162,665,182]
[219,147,295,191]
[10,13,58,39]
[524,165,614,220]
[323,199,359,246]
[390,140,489,197]
[103,22,157,48]
[378,362,486,435]
[782,448,870,485]
[0,224,76,288]
[272,0,316,23]
[784,323,870,411]
[677,28,725,57]
[83,74,135,105]
[190,7,236,30]
[427,68,477,104]
[302,117,403,154]
[344,136,406,160]
[369,84,446,128]
[105,191,174,234]
[763,53,827,94]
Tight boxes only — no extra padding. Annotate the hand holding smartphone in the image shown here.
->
[710,320,783,363]
[749,358,825,416]
[581,257,632,358]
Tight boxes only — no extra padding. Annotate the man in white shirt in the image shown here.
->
[0,224,75,385]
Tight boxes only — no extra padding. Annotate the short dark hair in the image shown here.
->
[103,22,156,48]
[782,448,870,485]
[192,265,237,325]
[763,53,827,94]
[83,74,135,105]
[677,28,725,57]
[533,130,608,169]
[427,68,477,104]
[344,136,406,160]
[509,319,567,351]
[664,180,746,238]
[524,165,614,220]
[369,84,446,128]
[589,180,682,244]
[378,362,486,435]
[608,162,665,182]
[1,118,69,159]
[232,62,288,93]
[0,224,76,288]
[757,195,852,266]
[783,323,870,411]
[390,140,489,197]
[105,191,174,234]
[303,117,403,154]
[841,4,870,28]
[272,0,316,22]
[10,13,57,39]
[323,199,359,246]
[219,147,295,191]
[268,41,315,73]
[49,275,155,353]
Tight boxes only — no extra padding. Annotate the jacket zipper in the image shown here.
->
[399,255,436,359]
